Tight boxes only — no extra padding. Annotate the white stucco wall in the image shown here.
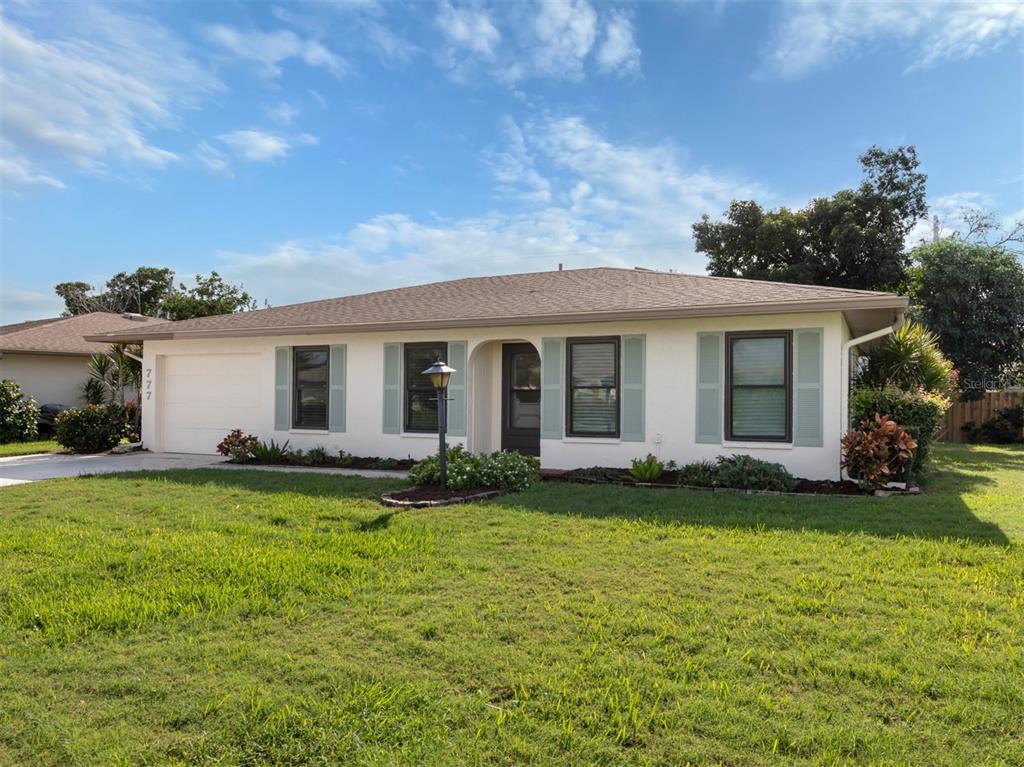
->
[141,310,851,479]
[0,353,89,406]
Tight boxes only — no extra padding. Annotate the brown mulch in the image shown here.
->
[550,467,872,495]
[794,478,868,495]
[381,485,503,507]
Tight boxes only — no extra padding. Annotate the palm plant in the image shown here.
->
[855,322,958,400]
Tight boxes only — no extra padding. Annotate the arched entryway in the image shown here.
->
[468,339,541,456]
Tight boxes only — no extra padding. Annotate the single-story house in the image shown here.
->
[0,312,168,406]
[88,268,907,480]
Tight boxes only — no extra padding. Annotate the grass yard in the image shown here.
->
[0,440,62,458]
[0,444,1021,766]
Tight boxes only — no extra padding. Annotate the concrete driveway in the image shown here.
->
[0,451,224,487]
[0,451,410,487]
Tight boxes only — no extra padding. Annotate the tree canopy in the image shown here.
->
[693,146,927,291]
[907,240,1024,399]
[55,267,259,321]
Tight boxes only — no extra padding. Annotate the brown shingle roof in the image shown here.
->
[86,267,907,342]
[0,317,62,335]
[0,312,170,355]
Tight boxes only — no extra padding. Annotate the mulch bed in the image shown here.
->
[550,467,875,496]
[235,456,415,471]
[380,486,504,508]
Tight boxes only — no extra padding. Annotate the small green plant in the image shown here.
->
[306,445,330,465]
[216,429,259,462]
[841,414,918,490]
[629,454,665,482]
[337,449,355,467]
[714,454,798,492]
[368,457,401,470]
[53,404,128,453]
[0,379,40,444]
[676,460,717,487]
[250,439,291,463]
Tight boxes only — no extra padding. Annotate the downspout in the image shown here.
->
[839,319,902,478]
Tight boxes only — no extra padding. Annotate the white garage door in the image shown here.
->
[161,353,262,454]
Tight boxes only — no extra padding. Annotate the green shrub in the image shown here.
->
[409,445,539,492]
[0,380,39,443]
[841,414,918,490]
[849,386,947,470]
[54,404,128,453]
[250,439,291,463]
[629,454,665,482]
[963,405,1024,444]
[855,321,958,399]
[368,457,401,470]
[676,460,717,487]
[216,429,259,462]
[306,445,330,465]
[714,454,798,492]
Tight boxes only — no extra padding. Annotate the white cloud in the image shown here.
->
[195,141,230,175]
[530,0,598,79]
[217,131,293,162]
[763,0,1024,79]
[202,24,347,79]
[216,115,762,306]
[0,5,218,187]
[436,1,501,57]
[0,150,66,190]
[265,102,299,124]
[905,191,997,247]
[596,11,641,75]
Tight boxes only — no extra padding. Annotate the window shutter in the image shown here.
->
[793,328,824,447]
[696,332,723,444]
[447,340,468,437]
[274,346,290,431]
[540,337,564,440]
[328,344,346,433]
[620,334,645,442]
[382,342,401,434]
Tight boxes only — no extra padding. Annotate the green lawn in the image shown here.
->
[0,444,1021,766]
[0,439,62,457]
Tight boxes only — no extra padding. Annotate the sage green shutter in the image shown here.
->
[620,334,645,441]
[446,340,468,437]
[696,332,723,443]
[274,346,290,431]
[382,343,401,434]
[540,337,564,440]
[793,328,824,447]
[329,344,346,433]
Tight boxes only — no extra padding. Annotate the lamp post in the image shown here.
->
[422,361,456,489]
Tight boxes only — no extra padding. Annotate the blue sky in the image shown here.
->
[1,0,1022,323]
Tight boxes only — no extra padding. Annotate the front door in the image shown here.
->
[501,343,541,456]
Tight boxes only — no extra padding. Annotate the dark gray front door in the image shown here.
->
[501,343,541,456]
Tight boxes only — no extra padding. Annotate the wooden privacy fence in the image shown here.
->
[936,390,1024,443]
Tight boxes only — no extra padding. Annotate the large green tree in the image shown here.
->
[55,268,259,320]
[908,240,1024,399]
[693,146,927,291]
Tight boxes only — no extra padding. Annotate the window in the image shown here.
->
[404,342,446,432]
[725,331,792,442]
[566,337,619,437]
[293,346,329,429]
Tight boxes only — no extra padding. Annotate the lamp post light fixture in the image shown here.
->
[422,361,456,489]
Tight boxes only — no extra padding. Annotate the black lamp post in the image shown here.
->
[422,360,456,489]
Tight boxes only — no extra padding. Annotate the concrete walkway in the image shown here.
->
[0,451,408,487]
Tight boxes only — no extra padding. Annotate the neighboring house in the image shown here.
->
[87,268,907,480]
[0,312,169,406]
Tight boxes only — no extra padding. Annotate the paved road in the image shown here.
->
[0,452,408,487]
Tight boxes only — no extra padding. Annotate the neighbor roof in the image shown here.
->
[85,267,908,343]
[0,312,170,356]
[0,317,62,335]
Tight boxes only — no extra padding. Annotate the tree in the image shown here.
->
[55,268,259,319]
[56,267,174,316]
[908,240,1024,399]
[161,271,259,320]
[693,146,927,291]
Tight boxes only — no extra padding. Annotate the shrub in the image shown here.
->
[54,404,128,453]
[963,405,1024,444]
[409,445,539,492]
[368,457,402,470]
[216,429,259,462]
[676,460,717,487]
[849,386,947,470]
[337,449,355,467]
[841,414,917,490]
[0,379,39,443]
[855,321,958,399]
[630,454,665,482]
[714,454,798,492]
[250,439,291,463]
[306,445,330,465]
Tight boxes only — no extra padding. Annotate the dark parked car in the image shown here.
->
[37,403,70,436]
